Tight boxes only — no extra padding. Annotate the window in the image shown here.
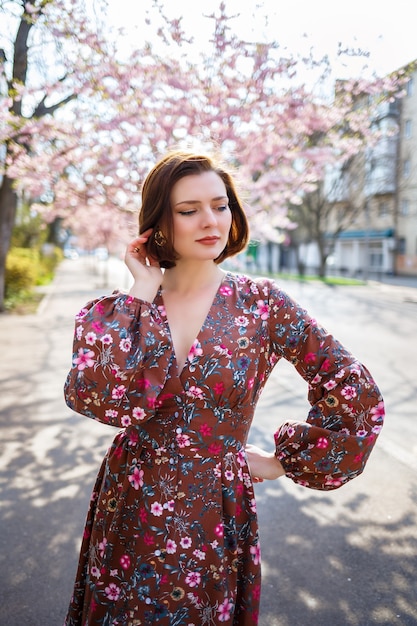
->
[378,201,389,217]
[397,237,406,254]
[403,159,411,178]
[401,199,409,216]
[405,119,412,138]
[406,78,414,97]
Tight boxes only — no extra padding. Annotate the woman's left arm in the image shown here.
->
[265,280,384,490]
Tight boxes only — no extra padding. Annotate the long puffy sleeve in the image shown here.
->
[262,280,384,490]
[64,292,173,427]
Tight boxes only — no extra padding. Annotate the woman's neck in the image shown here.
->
[162,261,225,295]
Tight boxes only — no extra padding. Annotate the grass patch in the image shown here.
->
[265,272,366,286]
[4,290,44,315]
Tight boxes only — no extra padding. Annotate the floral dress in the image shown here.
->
[63,272,384,626]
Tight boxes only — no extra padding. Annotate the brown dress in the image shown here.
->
[63,273,384,625]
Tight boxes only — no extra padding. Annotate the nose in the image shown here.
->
[201,206,217,228]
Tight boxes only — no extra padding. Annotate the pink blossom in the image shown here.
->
[214,523,224,537]
[323,379,337,391]
[186,386,204,399]
[255,300,269,320]
[218,597,234,622]
[111,385,126,399]
[104,583,120,601]
[176,433,191,448]
[187,339,203,361]
[128,466,144,490]
[219,285,233,296]
[304,352,316,364]
[150,502,163,516]
[166,539,177,554]
[74,348,95,371]
[101,333,113,345]
[185,571,201,587]
[250,544,261,565]
[180,536,192,549]
[85,332,97,345]
[370,401,385,421]
[132,407,146,421]
[316,437,329,449]
[341,385,357,400]
[120,554,131,570]
[98,537,108,557]
[119,338,132,352]
[121,414,131,427]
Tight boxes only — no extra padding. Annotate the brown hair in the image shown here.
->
[139,150,250,268]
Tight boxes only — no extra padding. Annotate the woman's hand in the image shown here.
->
[245,443,285,483]
[125,229,163,302]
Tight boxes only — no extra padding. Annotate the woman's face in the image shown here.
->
[169,171,232,263]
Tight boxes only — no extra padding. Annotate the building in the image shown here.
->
[289,62,417,279]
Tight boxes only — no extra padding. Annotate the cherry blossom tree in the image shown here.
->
[1,0,407,309]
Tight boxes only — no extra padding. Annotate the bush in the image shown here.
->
[5,250,38,298]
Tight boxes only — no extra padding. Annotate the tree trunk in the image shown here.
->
[0,175,18,311]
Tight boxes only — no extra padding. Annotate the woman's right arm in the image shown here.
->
[64,235,171,427]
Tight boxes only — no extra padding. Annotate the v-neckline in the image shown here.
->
[156,272,229,376]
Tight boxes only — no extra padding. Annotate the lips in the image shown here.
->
[196,236,220,243]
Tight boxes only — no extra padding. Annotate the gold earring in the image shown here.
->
[154,229,167,246]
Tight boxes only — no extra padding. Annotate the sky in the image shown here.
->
[105,0,416,77]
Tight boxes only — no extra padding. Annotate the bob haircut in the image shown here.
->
[139,150,250,268]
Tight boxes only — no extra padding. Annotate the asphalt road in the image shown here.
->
[1,257,416,626]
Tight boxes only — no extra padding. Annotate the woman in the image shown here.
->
[64,151,384,625]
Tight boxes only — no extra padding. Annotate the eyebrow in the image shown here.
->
[174,196,228,207]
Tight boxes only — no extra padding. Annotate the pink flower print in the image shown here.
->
[101,333,113,346]
[234,315,249,327]
[90,565,101,579]
[225,469,235,481]
[186,386,204,399]
[316,437,329,449]
[250,543,261,565]
[119,338,132,353]
[325,476,343,488]
[121,414,131,427]
[96,302,105,315]
[120,554,131,570]
[199,423,213,437]
[132,407,146,421]
[74,348,95,371]
[180,536,192,549]
[320,358,331,372]
[341,385,357,400]
[104,583,120,601]
[176,433,191,448]
[85,331,97,345]
[372,424,383,435]
[75,307,89,321]
[105,409,118,419]
[219,284,233,296]
[208,442,222,456]
[111,385,126,400]
[255,299,269,320]
[311,373,322,384]
[214,523,224,537]
[185,571,201,587]
[193,549,206,561]
[188,339,203,361]
[304,352,316,364]
[213,382,225,395]
[98,537,108,557]
[150,501,163,516]
[166,500,175,512]
[370,401,385,421]
[250,498,257,513]
[128,466,144,490]
[218,598,234,622]
[91,320,104,334]
[76,325,84,340]
[335,368,346,379]
[166,539,177,554]
[323,379,338,391]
